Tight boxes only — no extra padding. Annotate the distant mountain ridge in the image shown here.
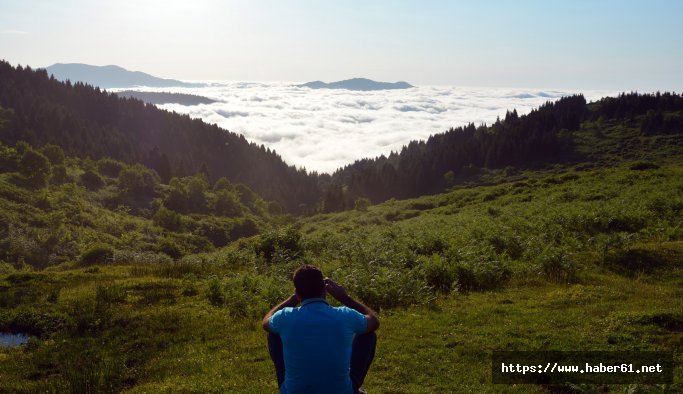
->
[45,63,203,89]
[299,78,413,91]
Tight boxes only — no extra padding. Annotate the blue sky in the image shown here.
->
[1,0,682,90]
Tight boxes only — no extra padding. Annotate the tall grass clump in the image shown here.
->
[535,246,578,283]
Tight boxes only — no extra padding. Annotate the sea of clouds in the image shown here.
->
[128,83,617,174]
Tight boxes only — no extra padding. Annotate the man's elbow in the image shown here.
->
[366,315,380,332]
[261,318,271,332]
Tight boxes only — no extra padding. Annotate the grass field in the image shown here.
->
[1,119,683,392]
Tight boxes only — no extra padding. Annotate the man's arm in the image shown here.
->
[324,278,380,333]
[261,293,299,332]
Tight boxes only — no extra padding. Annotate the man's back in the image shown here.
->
[269,298,367,394]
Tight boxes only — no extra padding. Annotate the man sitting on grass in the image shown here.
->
[262,265,380,394]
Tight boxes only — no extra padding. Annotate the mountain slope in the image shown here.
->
[0,62,321,212]
[45,63,202,89]
[323,92,683,211]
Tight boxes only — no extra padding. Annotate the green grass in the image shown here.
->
[2,161,682,392]
[1,119,683,392]
[1,264,680,393]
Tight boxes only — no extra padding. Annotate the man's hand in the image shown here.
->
[324,278,348,302]
[324,277,379,333]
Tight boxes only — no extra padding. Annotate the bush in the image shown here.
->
[536,247,577,283]
[213,189,243,216]
[409,233,447,256]
[451,247,512,292]
[118,164,159,197]
[50,164,71,184]
[420,254,456,293]
[256,226,302,263]
[206,276,224,306]
[40,144,65,165]
[80,169,104,190]
[186,175,209,212]
[18,148,50,188]
[97,158,125,178]
[354,197,370,212]
[80,244,114,266]
[194,217,233,247]
[152,205,184,231]
[629,161,660,171]
[339,266,434,311]
[156,237,183,260]
[230,218,259,240]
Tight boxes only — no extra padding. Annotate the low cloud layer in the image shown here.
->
[136,83,617,173]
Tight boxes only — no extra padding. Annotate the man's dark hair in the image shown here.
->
[293,265,325,300]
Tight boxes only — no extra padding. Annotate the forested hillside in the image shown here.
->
[0,62,321,213]
[2,61,683,215]
[326,92,683,210]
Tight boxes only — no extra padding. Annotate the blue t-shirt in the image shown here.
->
[269,298,368,394]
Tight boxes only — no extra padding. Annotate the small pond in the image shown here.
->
[0,332,29,347]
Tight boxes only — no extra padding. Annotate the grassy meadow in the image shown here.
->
[1,116,683,392]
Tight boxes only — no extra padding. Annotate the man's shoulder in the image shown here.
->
[274,306,296,314]
[330,305,364,317]
[271,306,296,319]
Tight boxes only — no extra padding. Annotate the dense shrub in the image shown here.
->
[354,197,370,211]
[256,226,302,263]
[40,144,65,165]
[409,233,447,256]
[230,218,260,240]
[186,176,209,213]
[80,169,104,190]
[338,265,434,311]
[96,158,125,178]
[536,247,578,283]
[194,217,233,247]
[451,247,512,292]
[213,189,243,216]
[629,161,660,171]
[206,276,224,306]
[419,254,456,293]
[152,205,184,231]
[50,165,70,184]
[156,237,184,260]
[18,148,50,188]
[118,164,159,197]
[80,244,114,266]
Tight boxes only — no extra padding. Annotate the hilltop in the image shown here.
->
[299,77,413,91]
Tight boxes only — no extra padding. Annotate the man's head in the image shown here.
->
[293,265,325,300]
